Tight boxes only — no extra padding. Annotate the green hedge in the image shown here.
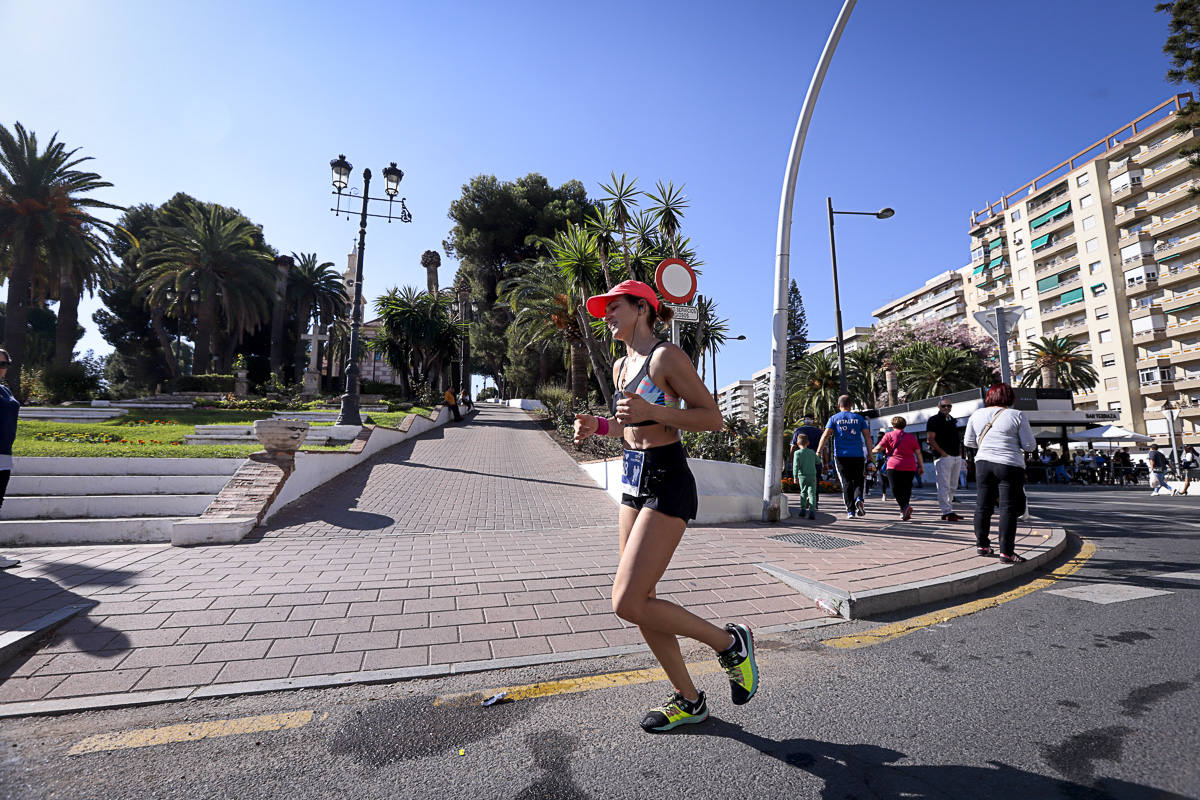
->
[177,374,235,393]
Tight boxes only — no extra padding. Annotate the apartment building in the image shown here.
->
[716,379,755,424]
[964,94,1200,448]
[805,326,875,359]
[872,270,969,329]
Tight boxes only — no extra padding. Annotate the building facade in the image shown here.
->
[716,379,755,424]
[872,270,969,329]
[965,93,1199,447]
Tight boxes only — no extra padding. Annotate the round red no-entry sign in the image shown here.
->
[654,258,697,304]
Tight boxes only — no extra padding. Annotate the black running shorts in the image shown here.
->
[620,441,698,522]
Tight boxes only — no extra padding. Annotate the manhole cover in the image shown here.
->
[767,532,863,550]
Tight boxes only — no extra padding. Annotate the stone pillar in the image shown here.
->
[235,369,249,399]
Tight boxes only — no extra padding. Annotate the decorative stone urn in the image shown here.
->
[235,369,249,398]
[253,419,309,454]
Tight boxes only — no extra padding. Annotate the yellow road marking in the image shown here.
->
[434,660,726,707]
[68,710,315,755]
[823,539,1096,650]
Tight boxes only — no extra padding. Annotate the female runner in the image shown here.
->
[573,280,759,732]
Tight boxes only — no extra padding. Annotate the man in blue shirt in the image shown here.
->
[817,395,873,519]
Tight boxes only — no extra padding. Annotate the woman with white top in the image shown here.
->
[963,383,1037,564]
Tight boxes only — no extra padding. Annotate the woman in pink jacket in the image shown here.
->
[872,416,924,521]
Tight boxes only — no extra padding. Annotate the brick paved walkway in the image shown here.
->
[0,406,1059,714]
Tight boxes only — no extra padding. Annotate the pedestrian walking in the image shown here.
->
[1179,445,1198,496]
[872,416,923,521]
[926,397,964,521]
[1147,443,1176,496]
[0,349,21,571]
[443,387,462,422]
[573,281,759,732]
[964,383,1037,564]
[817,394,873,520]
[792,433,819,519]
[459,390,474,412]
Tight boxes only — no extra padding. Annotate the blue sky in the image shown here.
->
[0,0,1184,392]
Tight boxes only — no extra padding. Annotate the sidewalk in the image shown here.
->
[0,406,1061,717]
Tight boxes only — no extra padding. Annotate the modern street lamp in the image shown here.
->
[712,335,747,402]
[328,154,412,426]
[827,198,893,395]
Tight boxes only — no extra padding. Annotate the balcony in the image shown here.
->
[1125,275,1159,296]
[981,282,1014,302]
[1114,204,1149,226]
[1041,300,1085,322]
[1034,210,1075,237]
[1147,205,1200,237]
[1162,286,1200,312]
[1157,259,1200,287]
[1180,404,1200,419]
[1035,252,1080,278]
[1171,347,1200,365]
[1140,379,1176,395]
[1144,178,1200,214]
[1176,375,1200,391]
[1167,318,1200,337]
[1027,187,1070,214]
[1051,319,1089,337]
[1108,158,1134,179]
[1129,302,1163,319]
[1037,272,1081,297]
[1133,326,1168,344]
[1111,177,1145,202]
[1121,252,1156,269]
[1153,232,1200,262]
[1142,158,1193,191]
[935,302,967,321]
[1032,233,1077,262]
[1136,353,1173,369]
[1134,128,1198,164]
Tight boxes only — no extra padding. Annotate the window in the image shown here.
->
[1108,401,1122,412]
[971,246,984,261]
[1101,353,1116,367]
[1082,215,1096,231]
[1080,194,1093,208]
[1092,283,1108,296]
[1105,377,1119,390]
[1024,307,1033,319]
[1021,288,1031,299]
[1099,329,1113,343]
[1018,269,1030,280]
[1089,261,1102,274]
[1086,238,1100,253]
[1016,248,1026,260]
[1096,307,1109,319]
[1077,173,1090,187]
[1011,210,1021,222]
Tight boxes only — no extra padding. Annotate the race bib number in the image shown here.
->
[621,449,645,496]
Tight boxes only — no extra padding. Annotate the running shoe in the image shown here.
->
[855,499,866,517]
[902,504,913,521]
[717,622,759,705]
[846,512,856,520]
[640,690,708,732]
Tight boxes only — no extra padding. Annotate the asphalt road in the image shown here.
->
[1,488,1197,800]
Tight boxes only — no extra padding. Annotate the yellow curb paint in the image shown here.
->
[823,539,1096,650]
[68,710,315,755]
[434,661,726,708]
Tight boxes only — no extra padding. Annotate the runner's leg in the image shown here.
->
[614,507,732,699]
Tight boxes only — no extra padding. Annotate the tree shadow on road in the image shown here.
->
[673,718,1186,799]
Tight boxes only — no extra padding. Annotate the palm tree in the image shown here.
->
[500,258,589,398]
[0,123,122,396]
[845,344,882,410]
[899,345,979,401]
[49,231,112,368]
[138,202,274,374]
[288,252,346,381]
[646,181,688,258]
[583,205,617,288]
[786,352,840,423]
[598,173,641,281]
[1019,336,1099,392]
[372,287,463,396]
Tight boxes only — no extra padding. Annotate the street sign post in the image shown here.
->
[665,303,699,323]
[973,306,1025,385]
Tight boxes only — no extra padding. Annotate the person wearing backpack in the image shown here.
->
[964,383,1037,564]
[872,416,923,521]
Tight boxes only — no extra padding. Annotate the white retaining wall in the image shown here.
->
[579,457,778,523]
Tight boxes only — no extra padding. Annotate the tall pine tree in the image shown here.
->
[1158,1,1200,179]
[787,279,809,366]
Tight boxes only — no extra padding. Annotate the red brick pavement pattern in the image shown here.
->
[0,407,1046,708]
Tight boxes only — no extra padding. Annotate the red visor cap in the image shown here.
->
[585,280,661,318]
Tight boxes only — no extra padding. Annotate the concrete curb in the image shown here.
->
[757,524,1069,619]
[0,616,845,719]
[0,602,96,668]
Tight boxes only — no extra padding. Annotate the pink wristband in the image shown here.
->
[594,416,610,436]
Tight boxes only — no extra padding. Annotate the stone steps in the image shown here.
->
[0,517,185,545]
[0,494,212,520]
[8,475,230,496]
[184,424,362,447]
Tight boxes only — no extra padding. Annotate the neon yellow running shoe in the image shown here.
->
[639,691,708,732]
[717,622,759,705]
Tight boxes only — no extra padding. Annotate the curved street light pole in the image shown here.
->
[828,201,894,396]
[763,0,858,523]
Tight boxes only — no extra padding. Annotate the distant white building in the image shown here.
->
[717,380,755,424]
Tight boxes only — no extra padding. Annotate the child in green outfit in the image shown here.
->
[792,433,819,520]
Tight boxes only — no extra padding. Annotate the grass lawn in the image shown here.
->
[14,406,437,458]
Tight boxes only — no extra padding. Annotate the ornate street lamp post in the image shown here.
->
[328,155,412,426]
